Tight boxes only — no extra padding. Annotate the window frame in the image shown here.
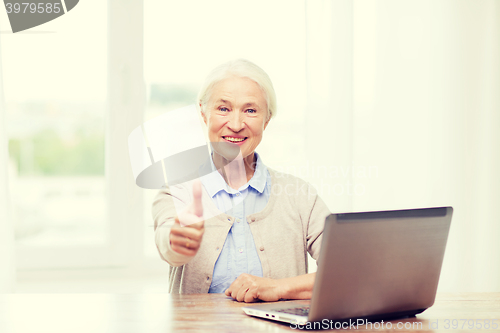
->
[14,0,146,270]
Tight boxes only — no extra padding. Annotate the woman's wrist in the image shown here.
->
[276,279,290,300]
[277,273,316,300]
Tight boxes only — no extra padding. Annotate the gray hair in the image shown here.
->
[197,59,277,120]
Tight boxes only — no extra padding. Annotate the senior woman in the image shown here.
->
[153,59,330,303]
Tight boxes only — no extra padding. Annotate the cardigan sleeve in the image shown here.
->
[304,185,331,262]
[152,185,193,267]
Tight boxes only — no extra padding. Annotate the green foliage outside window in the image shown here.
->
[8,129,104,176]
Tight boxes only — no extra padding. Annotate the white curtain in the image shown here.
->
[305,0,500,291]
[0,36,15,293]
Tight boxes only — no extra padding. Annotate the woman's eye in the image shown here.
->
[219,107,230,112]
[246,109,257,114]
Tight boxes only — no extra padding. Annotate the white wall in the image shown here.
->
[293,0,499,291]
[254,0,499,291]
[351,0,500,292]
[304,0,354,214]
[0,36,15,293]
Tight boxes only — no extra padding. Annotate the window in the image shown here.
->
[1,0,109,268]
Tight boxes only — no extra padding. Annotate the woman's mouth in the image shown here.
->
[222,136,247,144]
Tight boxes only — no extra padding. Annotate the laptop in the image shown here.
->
[242,206,453,326]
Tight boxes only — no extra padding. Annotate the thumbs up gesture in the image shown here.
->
[169,180,205,256]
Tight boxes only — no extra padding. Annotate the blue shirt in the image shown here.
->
[200,153,271,293]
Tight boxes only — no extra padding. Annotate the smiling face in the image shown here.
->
[201,75,270,165]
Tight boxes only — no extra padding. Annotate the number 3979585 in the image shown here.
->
[5,3,62,14]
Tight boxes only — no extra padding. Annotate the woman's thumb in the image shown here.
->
[192,179,203,217]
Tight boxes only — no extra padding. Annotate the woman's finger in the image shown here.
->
[236,285,250,302]
[170,233,201,250]
[191,179,203,218]
[170,224,204,242]
[170,241,197,256]
[177,213,204,228]
[244,286,259,303]
[170,233,201,251]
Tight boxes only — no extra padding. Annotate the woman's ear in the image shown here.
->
[263,111,271,130]
[264,117,270,130]
[200,103,208,125]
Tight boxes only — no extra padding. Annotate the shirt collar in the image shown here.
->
[199,152,268,198]
[247,152,267,194]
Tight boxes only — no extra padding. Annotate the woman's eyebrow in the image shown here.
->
[243,102,260,108]
[216,99,231,105]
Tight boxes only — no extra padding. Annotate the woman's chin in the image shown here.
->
[211,141,242,163]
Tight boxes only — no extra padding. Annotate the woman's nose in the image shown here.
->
[227,111,244,132]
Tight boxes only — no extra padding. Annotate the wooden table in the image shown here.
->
[0,293,498,332]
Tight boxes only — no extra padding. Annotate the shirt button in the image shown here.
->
[239,248,243,253]
[236,218,241,223]
[260,246,264,251]
[235,193,240,197]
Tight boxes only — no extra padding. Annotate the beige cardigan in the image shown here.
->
[152,168,331,294]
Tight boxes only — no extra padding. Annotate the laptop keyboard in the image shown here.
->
[275,306,310,316]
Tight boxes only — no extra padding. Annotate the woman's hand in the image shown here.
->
[225,273,285,303]
[225,273,316,303]
[169,180,205,256]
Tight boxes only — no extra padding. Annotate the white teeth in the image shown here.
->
[224,137,245,142]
